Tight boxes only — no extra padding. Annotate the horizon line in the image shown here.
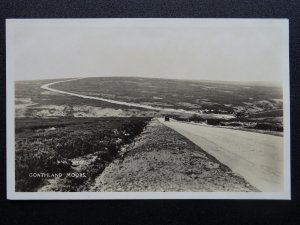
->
[15,75,282,86]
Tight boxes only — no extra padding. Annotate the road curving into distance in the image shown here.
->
[159,118,284,192]
[41,78,206,115]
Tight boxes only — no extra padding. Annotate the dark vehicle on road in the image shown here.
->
[165,116,170,121]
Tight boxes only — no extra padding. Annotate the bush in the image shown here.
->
[253,123,283,131]
[206,119,223,125]
[189,114,205,122]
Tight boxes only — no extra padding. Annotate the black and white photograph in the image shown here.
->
[6,19,290,199]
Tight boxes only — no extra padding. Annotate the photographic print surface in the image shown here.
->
[6,19,290,199]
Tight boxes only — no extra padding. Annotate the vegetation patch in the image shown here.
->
[52,77,283,114]
[15,117,151,192]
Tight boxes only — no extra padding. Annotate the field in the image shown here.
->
[49,77,284,132]
[16,77,283,118]
[52,77,283,115]
[15,117,150,191]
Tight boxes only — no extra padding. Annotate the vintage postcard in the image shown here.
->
[6,19,290,199]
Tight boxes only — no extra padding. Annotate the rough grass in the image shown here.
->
[15,117,151,192]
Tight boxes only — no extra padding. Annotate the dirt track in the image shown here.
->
[159,118,283,192]
[91,119,257,192]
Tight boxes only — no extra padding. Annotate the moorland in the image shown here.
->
[14,77,284,191]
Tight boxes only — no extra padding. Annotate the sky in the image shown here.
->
[7,19,289,82]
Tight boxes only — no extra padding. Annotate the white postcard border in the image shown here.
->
[6,19,291,200]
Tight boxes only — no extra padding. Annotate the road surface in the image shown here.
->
[159,118,284,192]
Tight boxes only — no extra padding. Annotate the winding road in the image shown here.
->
[41,78,284,192]
[41,78,205,115]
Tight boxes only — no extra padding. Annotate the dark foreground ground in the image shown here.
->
[15,117,150,192]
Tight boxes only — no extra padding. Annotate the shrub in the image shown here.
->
[253,123,283,131]
[206,119,223,125]
[189,114,205,122]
